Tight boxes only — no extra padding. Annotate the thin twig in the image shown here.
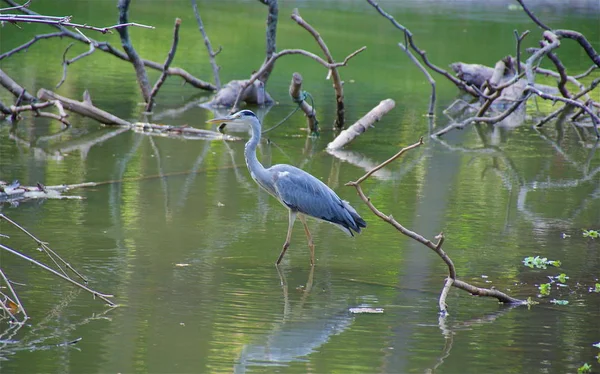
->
[516,0,551,31]
[574,65,598,79]
[346,139,526,311]
[399,43,436,116]
[2,0,215,90]
[536,78,600,127]
[146,18,181,112]
[514,30,530,75]
[0,214,87,282]
[0,268,27,321]
[367,0,478,96]
[0,14,154,34]
[191,0,221,89]
[231,46,366,111]
[0,0,30,12]
[0,243,115,306]
[351,137,423,185]
[0,31,66,61]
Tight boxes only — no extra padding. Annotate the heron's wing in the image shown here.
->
[270,165,365,234]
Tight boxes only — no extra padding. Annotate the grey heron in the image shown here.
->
[207,110,366,266]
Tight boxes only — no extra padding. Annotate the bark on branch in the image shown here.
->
[191,0,221,89]
[117,0,152,102]
[231,47,366,111]
[37,88,131,126]
[145,18,181,112]
[327,99,395,151]
[291,8,346,129]
[289,72,318,133]
[346,139,526,314]
[2,0,215,91]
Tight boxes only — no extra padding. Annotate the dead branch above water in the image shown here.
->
[1,0,215,91]
[346,138,527,315]
[289,72,318,134]
[291,8,346,129]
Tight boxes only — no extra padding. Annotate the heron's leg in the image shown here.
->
[276,210,296,265]
[298,214,315,266]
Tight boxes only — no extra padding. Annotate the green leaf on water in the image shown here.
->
[539,283,551,296]
[583,229,599,239]
[594,284,600,293]
[577,363,592,373]
[556,273,568,283]
[523,256,561,269]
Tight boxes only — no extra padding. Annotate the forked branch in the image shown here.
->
[346,138,526,315]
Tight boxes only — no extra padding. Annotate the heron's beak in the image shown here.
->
[206,115,235,125]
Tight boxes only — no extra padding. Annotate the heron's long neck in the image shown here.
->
[244,118,269,180]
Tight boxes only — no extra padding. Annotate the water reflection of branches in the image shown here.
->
[424,306,520,373]
[432,126,600,227]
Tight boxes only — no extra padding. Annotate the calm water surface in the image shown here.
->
[1,1,599,373]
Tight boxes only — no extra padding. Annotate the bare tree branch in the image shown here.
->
[346,139,526,314]
[257,0,278,83]
[367,0,479,96]
[291,8,347,128]
[146,18,181,112]
[0,13,154,34]
[191,0,221,89]
[399,42,436,116]
[231,46,366,111]
[2,0,215,91]
[116,0,151,103]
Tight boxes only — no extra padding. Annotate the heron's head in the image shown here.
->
[206,110,258,131]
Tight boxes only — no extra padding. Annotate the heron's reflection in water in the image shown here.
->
[234,266,354,372]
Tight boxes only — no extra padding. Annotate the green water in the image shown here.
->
[1,1,599,373]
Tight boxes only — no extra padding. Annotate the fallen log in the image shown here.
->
[37,88,131,126]
[327,99,395,151]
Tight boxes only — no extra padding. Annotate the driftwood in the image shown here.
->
[130,122,241,141]
[37,88,131,126]
[209,79,273,108]
[0,68,36,103]
[327,99,395,151]
[0,180,95,203]
[289,72,318,133]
